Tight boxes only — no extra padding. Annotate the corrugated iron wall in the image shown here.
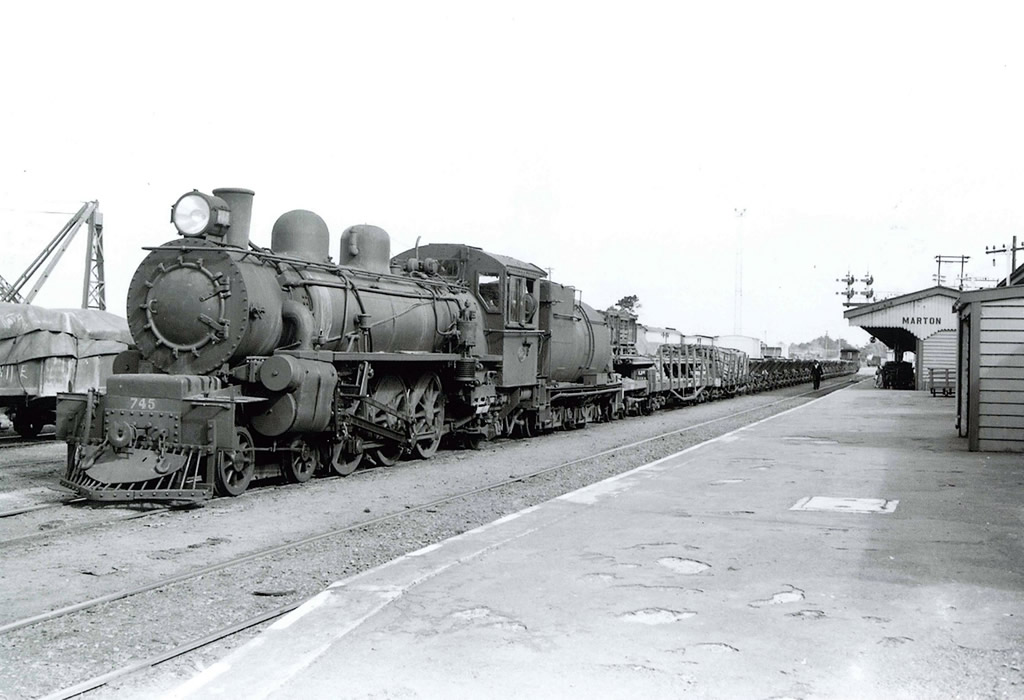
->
[920,329,957,391]
[977,297,1024,451]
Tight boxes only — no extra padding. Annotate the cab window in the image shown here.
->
[438,259,463,279]
[505,276,536,327]
[478,273,501,312]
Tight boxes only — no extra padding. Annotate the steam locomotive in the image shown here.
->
[58,188,621,502]
[57,188,854,503]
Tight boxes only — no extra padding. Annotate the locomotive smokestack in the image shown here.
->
[213,188,254,248]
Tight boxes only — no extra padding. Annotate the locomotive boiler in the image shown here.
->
[58,188,620,502]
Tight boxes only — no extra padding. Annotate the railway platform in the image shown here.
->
[170,380,1024,699]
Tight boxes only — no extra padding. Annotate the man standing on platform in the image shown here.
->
[811,360,823,390]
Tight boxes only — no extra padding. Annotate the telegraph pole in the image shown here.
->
[985,236,1024,286]
[934,255,969,290]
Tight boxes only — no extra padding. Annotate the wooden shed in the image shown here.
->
[844,286,959,391]
[955,285,1024,451]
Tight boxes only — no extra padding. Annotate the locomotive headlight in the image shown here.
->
[171,190,231,237]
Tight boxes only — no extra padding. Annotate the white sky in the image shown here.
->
[2,1,1022,347]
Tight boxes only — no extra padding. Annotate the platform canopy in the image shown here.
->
[843,286,959,351]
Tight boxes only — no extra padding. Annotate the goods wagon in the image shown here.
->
[0,303,131,437]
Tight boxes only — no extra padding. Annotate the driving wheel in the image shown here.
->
[366,375,408,466]
[410,373,444,459]
[215,427,255,496]
[282,437,317,483]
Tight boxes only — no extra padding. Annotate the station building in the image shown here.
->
[844,286,959,391]
[954,283,1024,452]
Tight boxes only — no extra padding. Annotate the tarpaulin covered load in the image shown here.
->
[0,303,132,398]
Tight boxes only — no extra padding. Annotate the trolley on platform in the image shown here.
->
[928,367,954,397]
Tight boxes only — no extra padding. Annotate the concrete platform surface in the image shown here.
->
[171,382,1024,699]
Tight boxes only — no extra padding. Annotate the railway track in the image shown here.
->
[0,466,397,549]
[3,379,860,698]
[0,506,166,549]
[0,430,56,449]
[0,498,80,519]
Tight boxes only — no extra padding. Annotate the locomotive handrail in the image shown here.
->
[548,385,622,401]
[143,244,463,291]
[288,277,460,300]
[484,328,547,336]
[183,395,268,407]
[280,349,464,363]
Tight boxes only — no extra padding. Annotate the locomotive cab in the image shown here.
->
[392,243,547,388]
[395,243,620,434]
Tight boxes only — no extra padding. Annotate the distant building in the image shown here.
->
[636,326,682,355]
[714,335,763,360]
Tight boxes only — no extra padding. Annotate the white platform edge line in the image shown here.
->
[172,521,560,698]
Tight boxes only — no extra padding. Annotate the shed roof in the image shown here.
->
[843,285,960,352]
[954,283,1024,311]
[843,285,960,320]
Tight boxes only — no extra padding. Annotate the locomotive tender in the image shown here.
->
[57,188,855,503]
[58,188,619,502]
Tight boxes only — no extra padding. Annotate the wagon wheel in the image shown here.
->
[282,437,318,483]
[13,410,44,439]
[507,416,524,439]
[519,413,535,438]
[503,409,526,439]
[565,407,582,429]
[366,375,408,466]
[215,427,255,497]
[409,373,444,459]
[324,441,363,477]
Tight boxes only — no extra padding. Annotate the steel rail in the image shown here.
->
[0,507,164,549]
[0,498,82,518]
[38,601,301,700]
[0,433,56,448]
[0,467,388,549]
